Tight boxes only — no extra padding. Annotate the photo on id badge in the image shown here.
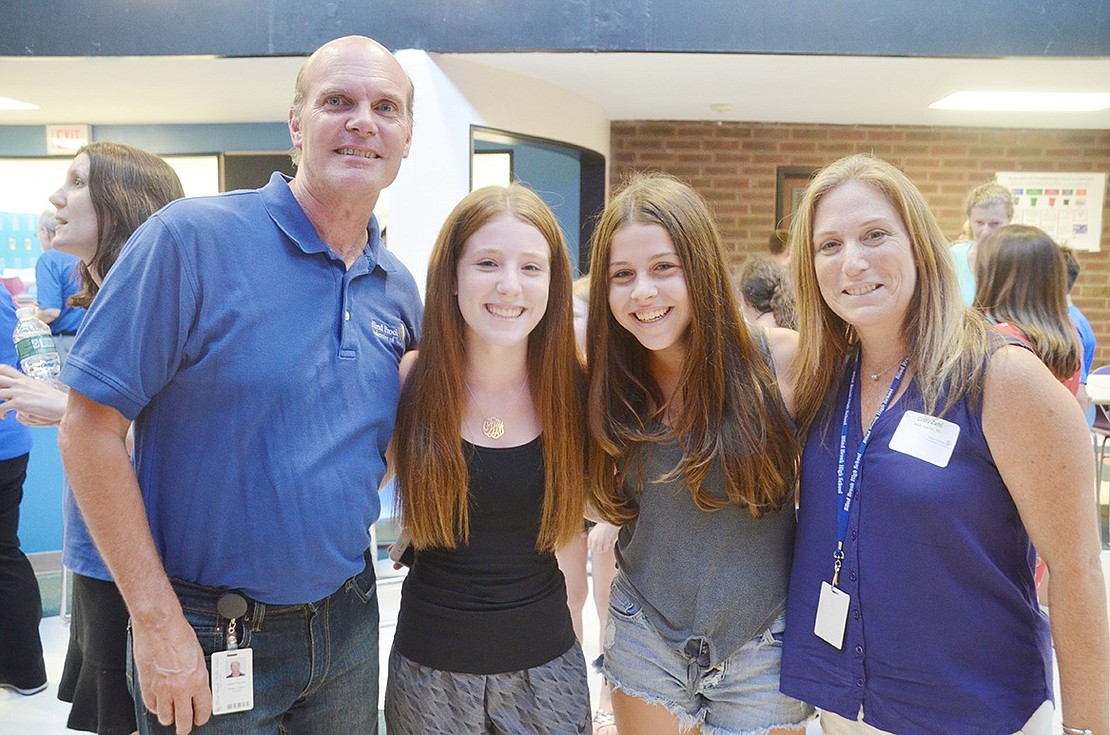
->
[212,648,254,715]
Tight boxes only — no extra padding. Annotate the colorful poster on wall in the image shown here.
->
[995,171,1106,252]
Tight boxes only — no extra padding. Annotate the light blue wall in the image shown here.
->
[21,427,64,553]
[0,123,290,157]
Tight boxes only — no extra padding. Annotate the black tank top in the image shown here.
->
[393,436,576,674]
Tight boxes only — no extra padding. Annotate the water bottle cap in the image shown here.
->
[15,306,35,319]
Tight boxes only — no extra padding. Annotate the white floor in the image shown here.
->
[3,554,1108,735]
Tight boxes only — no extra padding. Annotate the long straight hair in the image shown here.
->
[974,224,1081,379]
[586,173,798,524]
[69,141,184,307]
[393,184,585,551]
[790,154,996,435]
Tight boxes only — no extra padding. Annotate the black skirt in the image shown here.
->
[57,573,138,735]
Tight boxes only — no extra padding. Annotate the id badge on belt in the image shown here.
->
[211,592,254,715]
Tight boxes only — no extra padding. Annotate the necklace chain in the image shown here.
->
[464,379,528,440]
[863,357,905,382]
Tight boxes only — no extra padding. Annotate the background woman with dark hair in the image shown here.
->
[737,253,798,330]
[974,224,1083,400]
[0,141,183,735]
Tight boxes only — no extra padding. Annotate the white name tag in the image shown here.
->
[815,582,850,650]
[211,648,254,715]
[888,411,960,468]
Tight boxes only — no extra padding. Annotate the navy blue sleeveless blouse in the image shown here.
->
[781,365,1052,735]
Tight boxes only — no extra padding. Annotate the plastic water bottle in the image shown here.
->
[12,306,61,383]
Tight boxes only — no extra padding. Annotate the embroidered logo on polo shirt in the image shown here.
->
[371,319,406,346]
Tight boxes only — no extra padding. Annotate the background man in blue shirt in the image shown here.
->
[33,209,86,365]
[58,35,421,734]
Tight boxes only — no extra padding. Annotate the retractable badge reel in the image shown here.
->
[211,592,254,715]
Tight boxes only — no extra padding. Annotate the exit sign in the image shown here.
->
[46,124,90,155]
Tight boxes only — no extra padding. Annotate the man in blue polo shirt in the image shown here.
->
[58,35,421,735]
[33,210,86,365]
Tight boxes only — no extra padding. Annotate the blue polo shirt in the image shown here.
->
[35,248,86,334]
[62,173,422,603]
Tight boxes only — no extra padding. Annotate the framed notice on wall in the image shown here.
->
[994,171,1106,252]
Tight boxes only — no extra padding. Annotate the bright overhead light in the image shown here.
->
[930,91,1110,112]
[0,96,40,111]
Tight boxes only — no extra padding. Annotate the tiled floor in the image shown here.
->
[3,553,1108,734]
[0,562,613,735]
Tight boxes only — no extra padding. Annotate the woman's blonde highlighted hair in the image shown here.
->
[790,154,996,435]
[393,184,585,551]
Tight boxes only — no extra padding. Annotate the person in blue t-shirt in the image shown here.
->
[58,35,422,735]
[33,226,87,366]
[1063,246,1098,426]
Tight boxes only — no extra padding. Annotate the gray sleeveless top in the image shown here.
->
[612,330,796,666]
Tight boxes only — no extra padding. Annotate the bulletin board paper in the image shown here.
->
[995,171,1106,252]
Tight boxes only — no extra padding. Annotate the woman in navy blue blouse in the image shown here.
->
[780,154,1107,735]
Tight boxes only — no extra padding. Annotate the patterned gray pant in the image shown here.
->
[384,643,591,735]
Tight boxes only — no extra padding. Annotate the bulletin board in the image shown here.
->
[994,171,1106,252]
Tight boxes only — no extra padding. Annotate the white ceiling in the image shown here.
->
[1,52,1108,129]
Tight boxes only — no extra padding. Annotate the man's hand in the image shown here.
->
[131,611,212,735]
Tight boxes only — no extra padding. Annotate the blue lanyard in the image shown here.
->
[831,352,910,587]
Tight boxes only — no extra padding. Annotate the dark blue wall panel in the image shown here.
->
[3,1,1107,57]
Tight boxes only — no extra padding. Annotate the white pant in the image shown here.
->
[819,700,1053,735]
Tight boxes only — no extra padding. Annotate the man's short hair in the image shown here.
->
[39,209,56,234]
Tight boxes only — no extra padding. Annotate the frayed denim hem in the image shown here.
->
[701,713,814,735]
[604,671,706,733]
[605,669,814,735]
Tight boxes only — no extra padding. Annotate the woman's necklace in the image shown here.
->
[464,379,529,440]
[863,357,905,382]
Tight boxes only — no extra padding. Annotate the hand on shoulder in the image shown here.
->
[399,349,419,386]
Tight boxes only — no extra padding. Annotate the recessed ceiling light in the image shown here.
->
[709,102,733,113]
[930,91,1110,112]
[0,96,40,111]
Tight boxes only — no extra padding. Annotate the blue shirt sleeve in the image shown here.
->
[61,214,197,420]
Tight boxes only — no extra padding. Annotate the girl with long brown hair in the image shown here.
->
[384,184,590,734]
[586,173,812,735]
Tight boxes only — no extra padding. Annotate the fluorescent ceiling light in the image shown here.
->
[930,91,1110,112]
[0,96,40,111]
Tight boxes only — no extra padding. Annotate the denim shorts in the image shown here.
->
[127,551,380,734]
[602,583,813,735]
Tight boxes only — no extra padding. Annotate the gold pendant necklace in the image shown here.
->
[465,379,528,440]
[481,416,506,440]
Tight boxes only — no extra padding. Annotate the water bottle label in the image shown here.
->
[15,334,57,361]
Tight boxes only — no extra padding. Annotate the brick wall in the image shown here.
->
[609,121,1110,364]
